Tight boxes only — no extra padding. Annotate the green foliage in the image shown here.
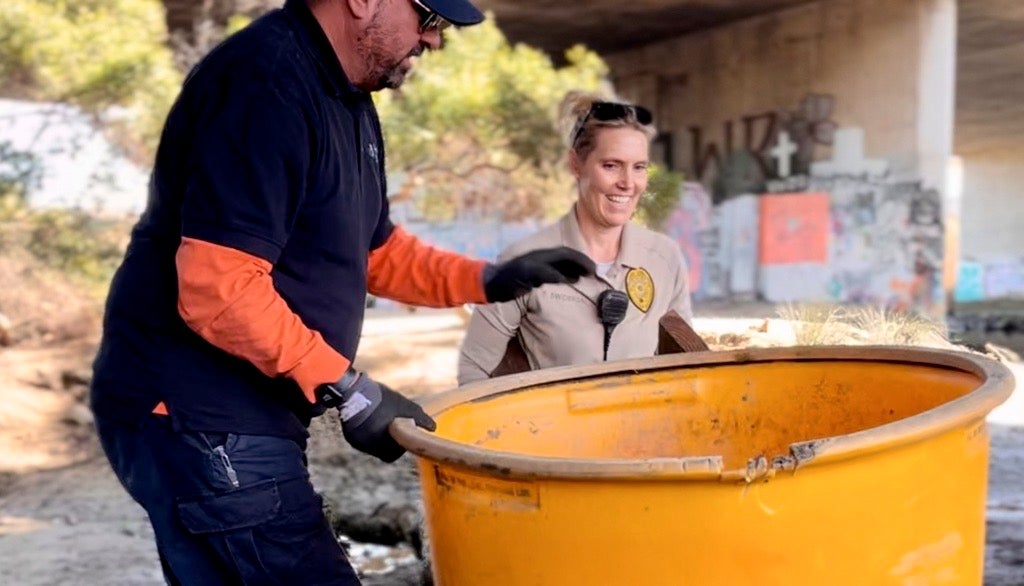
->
[0,139,126,293]
[0,194,128,294]
[634,165,684,230]
[24,209,127,286]
[0,141,40,202]
[376,19,608,222]
[0,141,124,292]
[0,0,182,160]
[225,14,253,36]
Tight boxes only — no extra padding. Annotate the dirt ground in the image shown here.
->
[0,306,1022,585]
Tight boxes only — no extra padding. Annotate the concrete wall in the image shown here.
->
[604,0,951,187]
[601,0,959,313]
[954,148,1024,301]
[954,0,1024,297]
[961,149,1024,261]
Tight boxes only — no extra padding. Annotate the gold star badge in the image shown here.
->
[625,268,654,312]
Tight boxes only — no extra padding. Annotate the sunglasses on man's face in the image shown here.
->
[410,0,452,33]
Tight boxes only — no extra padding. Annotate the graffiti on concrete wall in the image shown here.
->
[954,262,985,303]
[903,185,945,311]
[983,261,1024,298]
[759,192,830,265]
[662,122,951,313]
[757,192,831,302]
[663,183,760,301]
[809,174,944,312]
[662,182,714,296]
[697,208,728,299]
[722,195,759,298]
[688,94,837,187]
[689,113,777,180]
[784,95,838,175]
[952,260,1024,303]
[819,177,888,303]
[810,127,888,178]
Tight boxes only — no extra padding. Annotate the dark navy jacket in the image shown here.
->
[91,0,392,439]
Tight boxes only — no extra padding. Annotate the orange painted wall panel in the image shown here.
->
[758,192,831,265]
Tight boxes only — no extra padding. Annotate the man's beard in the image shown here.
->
[358,12,420,90]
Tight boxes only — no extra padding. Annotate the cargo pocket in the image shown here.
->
[177,479,282,584]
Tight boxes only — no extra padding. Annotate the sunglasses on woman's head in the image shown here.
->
[588,102,654,125]
[572,102,654,145]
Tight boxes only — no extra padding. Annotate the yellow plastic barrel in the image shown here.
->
[391,346,1014,585]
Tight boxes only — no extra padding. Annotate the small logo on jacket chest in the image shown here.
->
[365,142,379,165]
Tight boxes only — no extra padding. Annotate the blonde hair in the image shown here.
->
[558,91,657,160]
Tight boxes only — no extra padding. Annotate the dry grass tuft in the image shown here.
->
[776,303,953,349]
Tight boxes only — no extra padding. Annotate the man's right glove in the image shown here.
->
[483,247,595,303]
[316,369,435,463]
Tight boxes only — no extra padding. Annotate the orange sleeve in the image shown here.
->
[176,237,349,403]
[368,225,489,307]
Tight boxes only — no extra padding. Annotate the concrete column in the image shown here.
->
[915,0,958,312]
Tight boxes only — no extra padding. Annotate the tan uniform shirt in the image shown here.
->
[458,207,693,385]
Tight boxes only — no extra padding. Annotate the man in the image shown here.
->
[89,0,594,583]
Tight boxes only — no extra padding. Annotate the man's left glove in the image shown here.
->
[316,369,436,463]
[483,247,595,303]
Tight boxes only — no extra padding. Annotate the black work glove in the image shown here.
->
[483,247,595,303]
[316,370,436,463]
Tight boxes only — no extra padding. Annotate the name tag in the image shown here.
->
[545,291,589,305]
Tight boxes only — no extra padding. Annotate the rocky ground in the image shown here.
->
[0,306,1022,585]
[0,309,466,586]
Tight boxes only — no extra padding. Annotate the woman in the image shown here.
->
[458,91,693,385]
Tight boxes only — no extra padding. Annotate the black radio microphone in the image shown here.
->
[596,289,629,361]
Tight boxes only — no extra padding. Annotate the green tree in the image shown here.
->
[636,165,685,230]
[0,141,40,202]
[376,19,609,222]
[0,0,181,161]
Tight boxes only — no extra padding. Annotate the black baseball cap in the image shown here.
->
[420,0,484,27]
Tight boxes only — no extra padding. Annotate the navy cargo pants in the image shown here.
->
[95,413,360,585]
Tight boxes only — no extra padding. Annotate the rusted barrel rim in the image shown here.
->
[390,346,1015,481]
